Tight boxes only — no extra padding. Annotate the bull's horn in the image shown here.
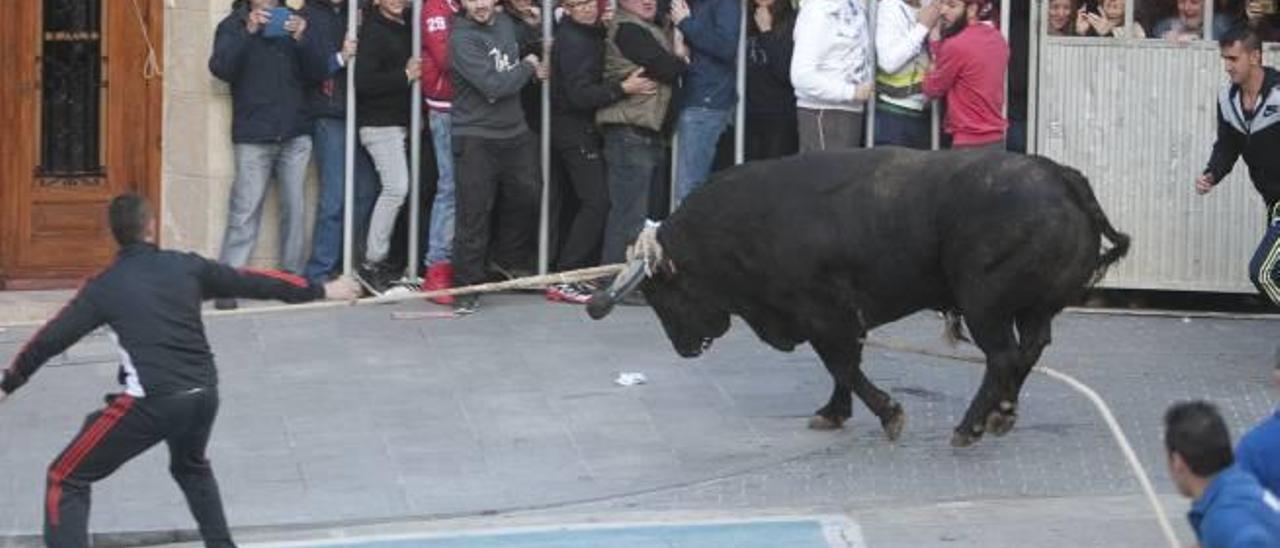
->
[586,259,647,320]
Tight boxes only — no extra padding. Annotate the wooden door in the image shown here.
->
[0,0,163,289]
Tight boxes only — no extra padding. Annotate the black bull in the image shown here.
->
[588,148,1130,447]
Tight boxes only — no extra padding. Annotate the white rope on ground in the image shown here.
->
[865,336,1182,548]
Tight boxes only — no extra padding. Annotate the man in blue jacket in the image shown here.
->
[301,0,380,285]
[669,0,739,205]
[1235,349,1280,497]
[208,0,328,309]
[1165,401,1280,548]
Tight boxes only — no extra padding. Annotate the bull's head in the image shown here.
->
[587,223,730,358]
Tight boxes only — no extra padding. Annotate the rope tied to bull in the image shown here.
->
[628,220,666,278]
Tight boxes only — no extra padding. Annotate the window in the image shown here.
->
[39,0,104,182]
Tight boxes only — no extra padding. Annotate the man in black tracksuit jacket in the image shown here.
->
[546,0,656,303]
[0,195,358,548]
[1198,28,1280,305]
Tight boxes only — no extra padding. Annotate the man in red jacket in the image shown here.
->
[419,0,463,305]
[922,0,1008,151]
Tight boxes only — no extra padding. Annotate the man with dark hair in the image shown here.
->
[448,0,549,314]
[1164,401,1280,548]
[1198,26,1280,307]
[0,194,359,548]
[921,0,1008,150]
[1235,347,1280,496]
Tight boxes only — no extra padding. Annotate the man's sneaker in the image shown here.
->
[214,298,238,311]
[546,282,592,305]
[423,262,455,305]
[356,261,395,295]
[453,294,480,315]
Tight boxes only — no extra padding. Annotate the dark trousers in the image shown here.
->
[745,114,799,161]
[872,105,931,150]
[45,389,232,548]
[1250,203,1280,306]
[602,125,665,264]
[551,140,610,271]
[452,132,541,286]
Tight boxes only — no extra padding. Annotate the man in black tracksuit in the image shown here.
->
[546,0,657,303]
[1198,27,1280,305]
[0,195,358,548]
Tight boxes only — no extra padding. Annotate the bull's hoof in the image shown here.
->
[986,402,1018,437]
[808,415,846,430]
[880,404,906,441]
[950,425,984,448]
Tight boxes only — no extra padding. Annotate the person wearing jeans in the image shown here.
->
[303,0,380,284]
[208,0,328,309]
[596,0,687,265]
[420,0,462,304]
[873,0,938,149]
[355,0,420,293]
[669,0,739,205]
[547,0,658,304]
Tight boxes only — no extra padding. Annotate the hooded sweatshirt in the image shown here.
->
[790,0,873,113]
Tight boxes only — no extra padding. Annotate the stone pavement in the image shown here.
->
[0,294,1276,546]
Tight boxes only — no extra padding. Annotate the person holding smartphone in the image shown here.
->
[208,0,328,310]
[1075,0,1145,38]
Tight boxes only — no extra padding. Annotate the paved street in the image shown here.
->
[0,294,1275,547]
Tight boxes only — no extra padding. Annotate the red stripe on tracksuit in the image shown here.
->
[239,268,309,288]
[45,395,135,526]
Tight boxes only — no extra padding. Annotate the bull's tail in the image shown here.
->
[1054,163,1131,286]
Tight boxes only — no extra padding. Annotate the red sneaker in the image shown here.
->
[545,282,592,305]
[423,262,455,305]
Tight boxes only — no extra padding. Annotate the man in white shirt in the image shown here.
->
[874,0,939,149]
[791,0,873,151]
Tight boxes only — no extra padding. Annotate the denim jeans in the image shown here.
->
[873,105,930,150]
[674,106,733,205]
[304,117,380,283]
[219,136,311,273]
[359,126,410,265]
[424,110,456,267]
[602,125,665,264]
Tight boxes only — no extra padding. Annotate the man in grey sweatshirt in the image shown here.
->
[449,0,548,314]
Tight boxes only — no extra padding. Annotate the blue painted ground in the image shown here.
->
[320,520,841,548]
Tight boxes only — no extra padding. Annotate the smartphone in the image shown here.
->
[262,7,292,38]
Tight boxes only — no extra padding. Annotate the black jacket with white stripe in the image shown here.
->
[1,243,323,397]
[1205,67,1280,211]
